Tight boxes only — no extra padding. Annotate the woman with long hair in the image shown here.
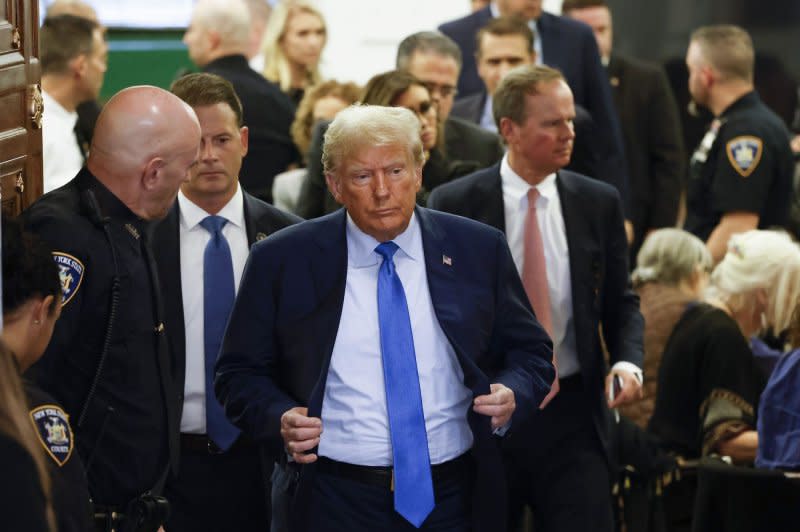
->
[259,0,327,105]
[1,217,90,532]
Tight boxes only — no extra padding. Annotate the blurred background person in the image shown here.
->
[2,216,91,532]
[40,14,108,192]
[259,0,327,106]
[184,0,298,203]
[273,79,360,213]
[624,229,712,430]
[649,230,800,531]
[244,0,273,70]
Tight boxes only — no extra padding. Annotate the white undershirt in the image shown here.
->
[178,185,249,434]
[42,91,82,193]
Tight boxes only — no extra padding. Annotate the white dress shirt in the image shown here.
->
[501,156,580,377]
[178,185,250,434]
[480,95,498,133]
[318,213,473,466]
[42,91,83,193]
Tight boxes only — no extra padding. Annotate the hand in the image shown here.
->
[280,406,322,464]
[624,220,634,245]
[473,383,515,430]
[605,369,642,408]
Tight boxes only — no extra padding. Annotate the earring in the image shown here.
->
[34,320,41,324]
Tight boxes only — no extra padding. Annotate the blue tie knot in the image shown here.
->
[375,241,399,261]
[200,215,227,236]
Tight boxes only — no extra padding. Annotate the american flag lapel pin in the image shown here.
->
[442,254,452,266]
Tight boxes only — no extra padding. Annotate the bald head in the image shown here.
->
[88,86,200,220]
[46,0,99,23]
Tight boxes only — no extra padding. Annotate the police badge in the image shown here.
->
[726,136,763,177]
[30,405,74,466]
[52,252,85,306]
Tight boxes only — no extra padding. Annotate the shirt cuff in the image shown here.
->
[493,420,512,437]
[611,361,643,384]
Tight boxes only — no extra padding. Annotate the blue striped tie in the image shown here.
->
[200,215,240,451]
[375,241,434,528]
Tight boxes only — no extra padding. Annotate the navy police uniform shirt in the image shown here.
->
[21,168,177,507]
[25,381,92,532]
[684,91,794,241]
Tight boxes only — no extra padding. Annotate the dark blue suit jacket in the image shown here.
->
[439,8,631,212]
[214,207,554,531]
[427,166,643,453]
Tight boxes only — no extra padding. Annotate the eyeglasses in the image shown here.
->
[404,100,436,118]
[421,81,458,100]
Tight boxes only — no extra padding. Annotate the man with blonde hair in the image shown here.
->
[184,0,297,203]
[683,24,793,263]
[215,104,554,532]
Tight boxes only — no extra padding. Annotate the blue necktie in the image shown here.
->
[200,215,240,451]
[375,242,434,528]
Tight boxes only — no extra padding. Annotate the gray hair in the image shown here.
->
[690,24,754,83]
[396,31,462,70]
[191,0,251,49]
[631,228,712,288]
[708,230,800,334]
[322,105,425,176]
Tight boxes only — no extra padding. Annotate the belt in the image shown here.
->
[315,453,472,491]
[180,432,255,455]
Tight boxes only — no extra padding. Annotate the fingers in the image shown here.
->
[474,384,515,429]
[281,406,322,463]
[606,370,642,408]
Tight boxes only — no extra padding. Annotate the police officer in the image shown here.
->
[22,86,201,531]
[1,216,91,532]
[684,24,794,263]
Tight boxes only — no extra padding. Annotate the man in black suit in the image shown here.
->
[428,65,644,532]
[563,0,685,259]
[295,31,505,219]
[451,16,624,199]
[439,0,632,229]
[153,73,300,531]
[183,0,298,203]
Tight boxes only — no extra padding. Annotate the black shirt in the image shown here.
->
[685,91,794,241]
[22,168,177,506]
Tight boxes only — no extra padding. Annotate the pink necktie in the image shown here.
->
[521,188,559,408]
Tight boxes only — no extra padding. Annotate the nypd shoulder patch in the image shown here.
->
[52,252,85,306]
[725,136,763,177]
[29,404,74,467]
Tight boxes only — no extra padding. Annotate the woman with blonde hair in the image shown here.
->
[259,0,326,105]
[622,228,712,428]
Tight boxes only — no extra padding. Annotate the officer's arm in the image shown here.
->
[706,211,759,263]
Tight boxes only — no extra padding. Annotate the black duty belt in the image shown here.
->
[315,452,472,491]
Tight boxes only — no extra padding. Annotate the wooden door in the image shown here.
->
[0,0,40,217]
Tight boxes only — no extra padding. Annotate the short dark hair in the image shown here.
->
[476,16,534,58]
[40,14,100,75]
[561,0,608,12]
[170,73,245,127]
[493,64,565,127]
[2,216,61,316]
[396,31,462,70]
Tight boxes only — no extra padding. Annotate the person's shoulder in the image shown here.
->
[244,191,303,228]
[23,382,77,469]
[558,169,619,198]
[250,210,341,256]
[22,181,92,252]
[438,6,490,34]
[446,115,502,146]
[421,206,505,242]
[611,53,665,80]
[543,11,593,37]
[431,164,498,199]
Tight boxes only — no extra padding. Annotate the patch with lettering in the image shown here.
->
[52,252,84,306]
[29,405,73,466]
[726,136,763,177]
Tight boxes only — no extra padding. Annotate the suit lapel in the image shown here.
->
[153,204,186,382]
[477,166,506,232]
[305,211,349,417]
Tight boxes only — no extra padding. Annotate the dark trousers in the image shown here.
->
[164,434,269,532]
[505,375,614,532]
[307,467,473,532]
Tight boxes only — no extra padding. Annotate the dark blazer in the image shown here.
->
[427,165,643,453]
[440,8,631,211]
[152,191,301,400]
[204,55,299,203]
[214,207,555,531]
[606,54,685,256]
[450,91,624,194]
[295,116,504,219]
